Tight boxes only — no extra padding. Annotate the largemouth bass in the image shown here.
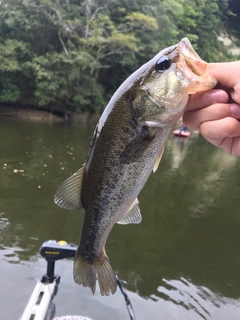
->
[54,38,217,296]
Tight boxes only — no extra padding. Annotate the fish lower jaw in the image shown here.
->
[179,60,217,94]
[165,112,184,126]
[186,79,217,95]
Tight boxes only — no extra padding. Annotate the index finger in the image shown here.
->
[207,62,240,87]
[186,89,228,112]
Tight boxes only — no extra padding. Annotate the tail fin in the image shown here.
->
[74,252,117,296]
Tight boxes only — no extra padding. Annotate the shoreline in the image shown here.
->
[0,105,100,124]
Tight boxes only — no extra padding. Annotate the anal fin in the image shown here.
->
[117,198,142,224]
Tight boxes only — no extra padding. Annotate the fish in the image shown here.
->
[54,38,217,296]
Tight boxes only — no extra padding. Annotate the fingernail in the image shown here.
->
[210,90,228,103]
[230,104,240,117]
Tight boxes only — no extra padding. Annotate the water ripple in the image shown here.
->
[156,277,240,320]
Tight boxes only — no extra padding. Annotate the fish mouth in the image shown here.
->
[185,59,203,76]
[178,38,207,77]
[177,38,217,93]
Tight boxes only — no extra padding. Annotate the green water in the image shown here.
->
[1,117,240,320]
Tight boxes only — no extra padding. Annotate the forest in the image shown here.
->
[0,0,239,115]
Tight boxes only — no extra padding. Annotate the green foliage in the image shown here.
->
[227,0,240,41]
[0,77,20,102]
[0,0,239,113]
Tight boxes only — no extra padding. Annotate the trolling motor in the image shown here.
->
[20,240,77,320]
[40,240,78,283]
[20,240,136,320]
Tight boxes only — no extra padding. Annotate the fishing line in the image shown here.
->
[115,272,136,320]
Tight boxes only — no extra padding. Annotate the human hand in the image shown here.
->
[183,61,240,155]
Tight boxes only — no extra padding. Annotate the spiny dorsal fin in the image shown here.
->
[54,164,85,210]
[117,198,142,224]
[153,147,164,173]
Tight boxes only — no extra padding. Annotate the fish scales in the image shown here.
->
[54,38,217,296]
[80,98,168,252]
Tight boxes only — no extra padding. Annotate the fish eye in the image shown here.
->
[155,56,171,72]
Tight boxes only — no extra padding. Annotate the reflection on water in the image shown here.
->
[1,117,240,320]
[157,278,227,319]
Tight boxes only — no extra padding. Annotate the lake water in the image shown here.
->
[1,117,240,320]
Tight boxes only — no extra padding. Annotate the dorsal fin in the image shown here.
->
[117,198,142,224]
[153,147,164,173]
[54,164,85,210]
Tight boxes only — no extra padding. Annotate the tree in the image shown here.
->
[0,0,238,113]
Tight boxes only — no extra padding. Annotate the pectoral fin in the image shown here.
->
[145,121,164,128]
[120,125,155,163]
[54,164,85,210]
[117,198,142,224]
[153,147,164,173]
